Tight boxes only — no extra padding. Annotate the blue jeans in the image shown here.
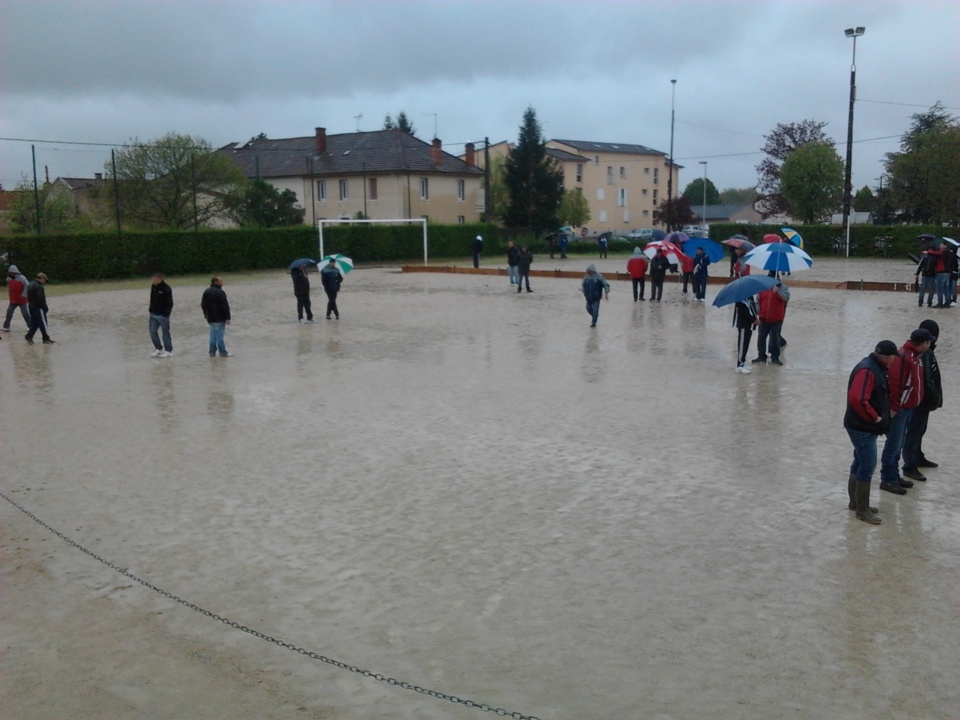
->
[918,276,935,305]
[208,322,227,356]
[149,313,172,352]
[935,273,951,305]
[4,302,30,329]
[585,299,601,325]
[880,408,912,481]
[507,266,519,284]
[847,428,879,484]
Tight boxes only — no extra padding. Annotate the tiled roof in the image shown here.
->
[219,129,483,179]
[546,147,589,162]
[550,139,667,156]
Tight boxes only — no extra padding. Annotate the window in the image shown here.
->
[653,168,659,185]
[317,180,326,201]
[620,166,626,179]
[644,167,650,175]
[607,166,614,185]
[653,190,658,204]
[642,188,648,196]
[457,215,465,224]
[622,210,630,222]
[599,210,608,222]
[457,179,465,201]
[642,209,649,217]
[339,179,349,200]
[576,164,583,183]
[594,155,600,165]
[420,178,429,200]
[596,188,605,201]
[369,177,378,200]
[618,188,627,207]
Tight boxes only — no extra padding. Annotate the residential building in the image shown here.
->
[471,138,680,235]
[220,128,486,225]
[48,174,106,216]
[696,204,763,226]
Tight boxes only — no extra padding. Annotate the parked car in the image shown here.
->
[682,225,708,238]
[627,228,654,240]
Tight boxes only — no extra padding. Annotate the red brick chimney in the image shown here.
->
[315,127,327,154]
[465,142,475,166]
[432,137,442,165]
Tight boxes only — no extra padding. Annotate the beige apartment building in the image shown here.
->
[220,128,486,226]
[478,138,680,235]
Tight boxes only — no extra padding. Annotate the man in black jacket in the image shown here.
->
[902,319,943,478]
[201,276,231,357]
[291,263,314,322]
[149,272,174,357]
[649,249,670,302]
[516,246,533,293]
[24,272,54,345]
[843,340,898,524]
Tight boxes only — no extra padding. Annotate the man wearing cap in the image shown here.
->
[879,328,933,494]
[843,340,898,524]
[3,264,30,332]
[472,235,483,269]
[902,320,943,480]
[24,272,54,345]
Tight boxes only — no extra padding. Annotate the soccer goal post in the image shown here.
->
[318,218,429,266]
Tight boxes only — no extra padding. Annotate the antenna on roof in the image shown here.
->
[353,113,363,131]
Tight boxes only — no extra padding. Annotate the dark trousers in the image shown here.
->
[4,302,30,329]
[517,270,531,292]
[325,290,339,319]
[650,277,664,301]
[692,274,707,300]
[296,291,313,321]
[880,408,912,481]
[902,407,930,471]
[681,271,693,293]
[756,321,783,361]
[631,277,645,301]
[472,251,480,269]
[736,327,753,366]
[26,305,50,341]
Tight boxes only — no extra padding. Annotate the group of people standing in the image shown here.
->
[625,246,711,304]
[505,241,534,293]
[3,265,54,344]
[843,321,943,525]
[914,239,958,308]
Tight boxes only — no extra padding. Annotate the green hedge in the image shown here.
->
[0,223,500,282]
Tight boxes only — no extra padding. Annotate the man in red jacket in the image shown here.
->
[752,277,789,366]
[626,247,648,302]
[879,328,934,494]
[2,264,30,332]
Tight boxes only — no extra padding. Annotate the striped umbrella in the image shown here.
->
[781,228,804,248]
[321,254,354,274]
[742,243,813,274]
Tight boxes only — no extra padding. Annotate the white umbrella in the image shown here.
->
[742,243,813,274]
[321,254,354,274]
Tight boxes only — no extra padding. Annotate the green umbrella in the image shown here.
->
[321,254,354,274]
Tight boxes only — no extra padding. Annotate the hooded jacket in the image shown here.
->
[917,319,943,411]
[6,266,28,304]
[758,285,788,323]
[581,265,610,302]
[626,248,648,278]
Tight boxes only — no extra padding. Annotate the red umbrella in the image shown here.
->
[763,233,785,244]
[643,240,685,265]
[722,235,755,251]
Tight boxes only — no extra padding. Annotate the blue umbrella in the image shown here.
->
[663,231,690,245]
[742,243,813,274]
[651,229,666,242]
[712,275,779,308]
[681,238,725,263]
[288,257,318,271]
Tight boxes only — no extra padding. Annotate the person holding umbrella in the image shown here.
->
[752,276,789,366]
[649,248,670,303]
[843,340,899,525]
[291,261,314,322]
[321,257,343,319]
[692,246,710,302]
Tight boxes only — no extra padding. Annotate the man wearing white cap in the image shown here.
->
[472,235,483,269]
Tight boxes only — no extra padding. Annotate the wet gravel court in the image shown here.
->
[1,260,958,719]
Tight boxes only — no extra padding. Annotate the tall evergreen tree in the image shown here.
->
[503,107,564,233]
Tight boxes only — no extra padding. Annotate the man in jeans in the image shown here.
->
[879,328,933,494]
[843,340,898,524]
[148,272,174,357]
[201,276,231,357]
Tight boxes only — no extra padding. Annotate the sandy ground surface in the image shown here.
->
[1,258,958,720]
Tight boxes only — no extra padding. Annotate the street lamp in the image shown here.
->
[699,161,708,228]
[667,79,677,205]
[842,26,865,257]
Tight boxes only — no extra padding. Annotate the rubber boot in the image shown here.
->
[848,473,877,512]
[855,482,881,525]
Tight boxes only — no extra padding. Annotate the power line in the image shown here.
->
[860,99,960,110]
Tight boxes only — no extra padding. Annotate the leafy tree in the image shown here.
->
[853,185,874,213]
[557,187,591,228]
[719,187,759,205]
[8,175,93,234]
[756,120,832,217]
[223,178,305,228]
[653,195,695,231]
[885,104,960,225]
[503,107,564,233]
[383,112,416,135]
[103,132,247,230]
[682,177,721,206]
[779,141,844,224]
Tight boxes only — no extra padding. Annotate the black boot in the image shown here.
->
[855,482,881,525]
[848,473,877,512]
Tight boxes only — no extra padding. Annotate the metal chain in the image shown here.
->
[0,490,542,720]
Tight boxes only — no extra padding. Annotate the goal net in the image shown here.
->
[318,218,429,265]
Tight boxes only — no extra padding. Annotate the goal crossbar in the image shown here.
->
[318,218,429,266]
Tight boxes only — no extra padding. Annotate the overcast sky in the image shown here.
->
[2,0,958,198]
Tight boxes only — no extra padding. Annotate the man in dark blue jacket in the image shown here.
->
[148,272,174,357]
[843,340,898,524]
[320,259,343,319]
[201,276,231,357]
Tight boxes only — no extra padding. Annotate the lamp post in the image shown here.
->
[699,161,707,229]
[667,79,677,206]
[842,26,865,257]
